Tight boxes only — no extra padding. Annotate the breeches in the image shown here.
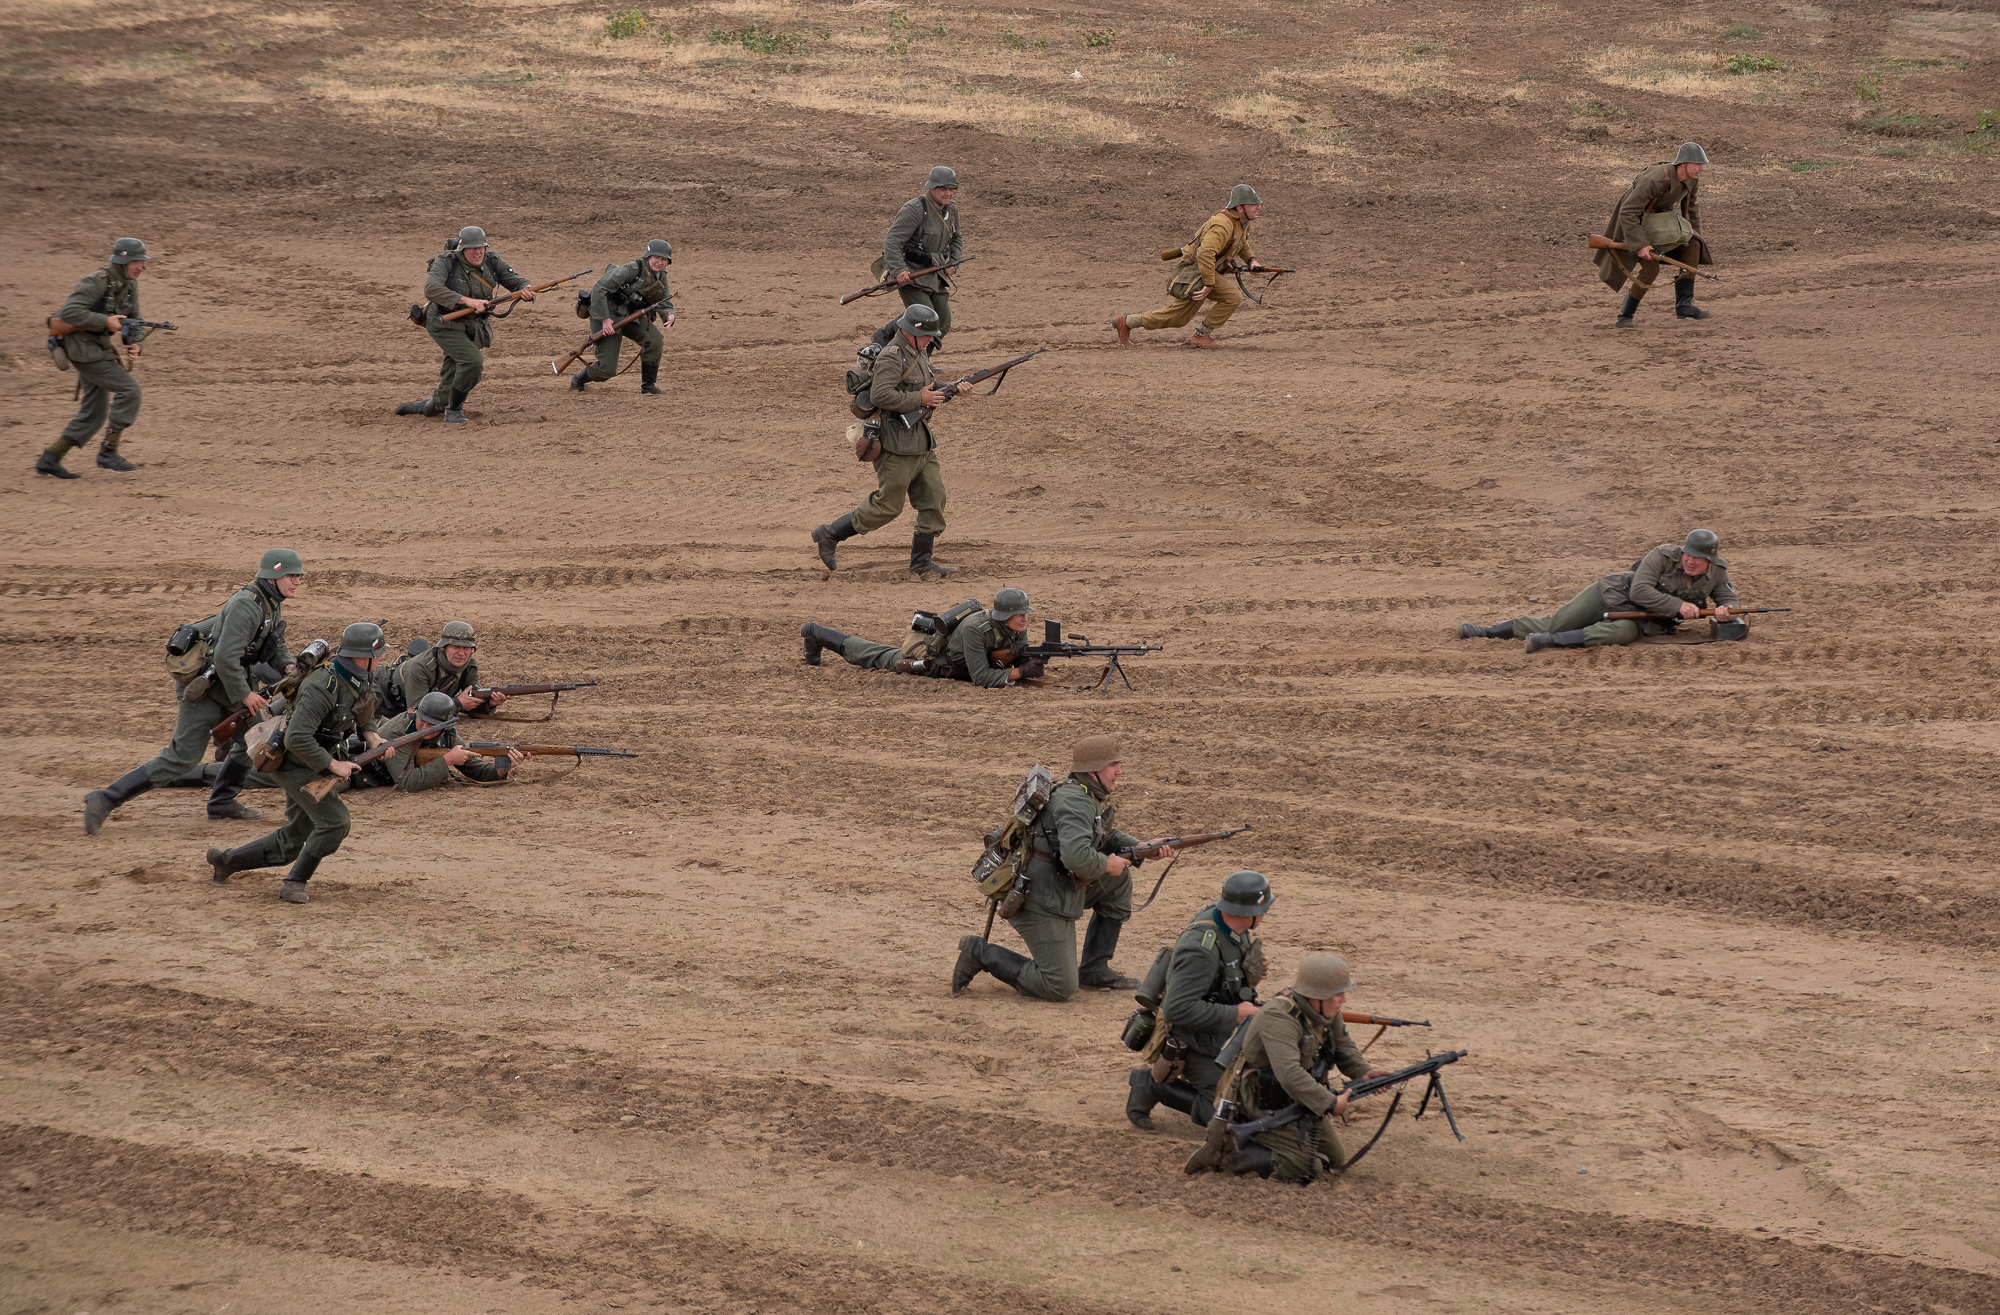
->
[586,318,664,380]
[260,767,353,864]
[1251,1113,1349,1183]
[1138,278,1243,333]
[1511,584,1641,647]
[141,688,249,785]
[850,448,947,535]
[59,356,142,444]
[1008,870,1131,1001]
[428,326,485,404]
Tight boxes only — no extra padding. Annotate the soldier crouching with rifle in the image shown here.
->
[1456,529,1743,654]
[1595,142,1715,327]
[801,588,1044,685]
[953,735,1172,1000]
[568,239,676,395]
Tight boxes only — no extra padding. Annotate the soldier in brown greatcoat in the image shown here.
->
[1595,142,1714,327]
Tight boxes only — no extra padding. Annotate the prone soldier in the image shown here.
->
[205,621,387,903]
[376,621,507,719]
[1127,870,1274,1131]
[373,691,522,792]
[37,237,156,478]
[872,166,964,351]
[83,548,302,834]
[800,588,1044,686]
[952,735,1172,1001]
[1596,143,1714,326]
[569,238,677,395]
[1457,529,1739,653]
[1113,186,1267,350]
[809,304,970,579]
[395,225,535,424]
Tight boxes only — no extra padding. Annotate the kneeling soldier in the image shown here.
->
[1128,869,1273,1131]
[1200,952,1391,1182]
[800,588,1042,686]
[570,238,676,394]
[952,735,1171,1000]
[205,621,385,904]
[1457,529,1737,654]
[375,691,522,792]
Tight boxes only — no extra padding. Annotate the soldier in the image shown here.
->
[1457,529,1738,654]
[873,166,963,351]
[569,238,677,395]
[83,548,302,835]
[799,588,1045,685]
[1188,953,1393,1181]
[393,225,535,424]
[375,621,507,719]
[808,304,970,579]
[37,237,156,478]
[1126,870,1274,1131]
[1596,143,1714,327]
[952,735,1173,1001]
[1113,186,1268,350]
[372,691,522,793]
[205,621,387,904]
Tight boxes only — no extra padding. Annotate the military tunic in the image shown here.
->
[51,263,150,456]
[1595,162,1713,296]
[1160,904,1256,1123]
[376,646,481,719]
[257,660,378,866]
[1511,543,1741,647]
[424,247,530,410]
[1001,774,1138,1001]
[583,259,673,382]
[850,337,947,537]
[836,608,1018,687]
[375,710,505,793]
[141,579,293,787]
[1236,991,1372,1182]
[1131,210,1257,336]
[880,193,962,339]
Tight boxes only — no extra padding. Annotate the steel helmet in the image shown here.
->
[1218,869,1275,917]
[1227,184,1262,208]
[927,166,959,189]
[414,691,457,725]
[111,237,148,265]
[644,238,674,263]
[337,621,386,661]
[256,548,305,579]
[438,620,478,649]
[1673,142,1709,166]
[1072,734,1119,774]
[990,588,1033,620]
[1681,528,1724,565]
[1291,953,1356,998]
[458,225,489,247]
[895,303,942,336]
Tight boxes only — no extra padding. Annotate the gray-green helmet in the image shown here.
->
[1673,142,1709,166]
[111,237,148,265]
[414,691,457,724]
[1227,184,1262,209]
[990,588,1032,620]
[895,303,942,336]
[926,165,959,189]
[438,620,478,649]
[1218,869,1275,917]
[644,238,674,264]
[1292,953,1356,998]
[337,621,385,661]
[1681,528,1724,565]
[256,548,305,579]
[458,225,489,247]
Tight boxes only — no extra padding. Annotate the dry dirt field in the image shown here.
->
[3,0,1999,1311]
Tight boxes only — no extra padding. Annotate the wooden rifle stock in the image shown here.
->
[441,266,595,322]
[839,254,977,305]
[552,310,649,374]
[1587,234,1720,282]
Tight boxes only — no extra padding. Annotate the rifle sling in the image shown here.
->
[1131,854,1177,914]
[1330,1087,1404,1174]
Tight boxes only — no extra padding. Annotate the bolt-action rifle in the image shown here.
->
[1216,260,1296,306]
[463,680,599,722]
[550,306,657,374]
[412,741,639,765]
[1121,824,1254,913]
[1587,235,1721,282]
[440,267,595,322]
[839,254,978,305]
[1342,1011,1431,1054]
[46,315,179,343]
[210,638,331,752]
[1602,605,1790,621]
[301,719,457,802]
[994,618,1162,696]
[890,348,1044,430]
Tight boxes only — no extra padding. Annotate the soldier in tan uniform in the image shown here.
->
[1456,529,1739,653]
[809,304,970,579]
[1595,143,1715,327]
[1113,185,1269,349]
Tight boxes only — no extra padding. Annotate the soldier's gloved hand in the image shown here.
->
[1018,656,1047,680]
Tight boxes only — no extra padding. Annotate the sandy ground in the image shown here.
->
[2,0,1998,1312]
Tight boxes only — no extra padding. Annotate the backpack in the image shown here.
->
[165,616,217,685]
[406,237,463,325]
[845,340,885,417]
[901,597,982,662]
[969,764,1055,907]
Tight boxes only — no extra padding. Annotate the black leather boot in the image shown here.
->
[36,449,80,479]
[207,841,269,883]
[640,362,663,395]
[1524,629,1591,654]
[1127,1068,1200,1131]
[444,389,468,424]
[1078,913,1136,990]
[1456,620,1515,639]
[811,514,858,570]
[1224,1146,1276,1178]
[96,430,135,471]
[279,852,321,904]
[206,758,262,821]
[801,622,850,666]
[976,941,1033,996]
[393,397,437,416]
[569,368,589,392]
[1675,279,1710,319]
[1614,293,1642,327]
[84,767,153,836]
[952,935,986,994]
[909,532,956,580]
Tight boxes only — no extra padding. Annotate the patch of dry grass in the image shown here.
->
[1588,43,1800,100]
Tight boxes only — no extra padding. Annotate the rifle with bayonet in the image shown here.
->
[1187,1048,1469,1175]
[412,741,638,765]
[890,348,1044,431]
[440,267,595,322]
[551,306,652,375]
[839,254,978,305]
[993,618,1162,696]
[210,638,331,752]
[1216,260,1296,306]
[1602,605,1789,621]
[301,719,456,802]
[463,680,598,722]
[1587,235,1720,282]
